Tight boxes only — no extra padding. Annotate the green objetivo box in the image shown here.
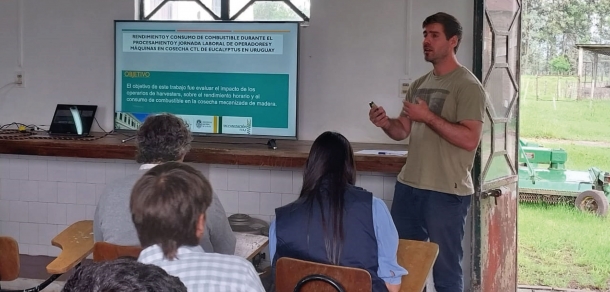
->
[121,70,290,128]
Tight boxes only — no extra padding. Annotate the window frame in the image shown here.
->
[138,0,310,22]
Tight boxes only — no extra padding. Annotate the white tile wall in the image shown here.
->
[0,154,399,258]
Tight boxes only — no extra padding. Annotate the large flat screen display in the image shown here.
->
[114,20,299,138]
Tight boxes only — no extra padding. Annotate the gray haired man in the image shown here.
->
[94,113,236,255]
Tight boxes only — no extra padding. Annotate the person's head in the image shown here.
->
[130,162,213,260]
[61,258,187,292]
[301,131,356,193]
[299,131,356,264]
[135,113,193,164]
[422,12,463,63]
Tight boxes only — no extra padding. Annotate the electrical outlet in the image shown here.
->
[15,71,24,88]
[399,79,409,98]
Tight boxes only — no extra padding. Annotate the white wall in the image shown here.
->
[0,0,20,99]
[0,0,132,131]
[299,0,474,142]
[0,0,473,143]
[0,153,397,260]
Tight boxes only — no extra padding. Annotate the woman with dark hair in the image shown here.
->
[269,131,407,292]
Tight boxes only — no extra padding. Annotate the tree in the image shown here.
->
[521,0,603,75]
[549,55,572,74]
[253,0,309,21]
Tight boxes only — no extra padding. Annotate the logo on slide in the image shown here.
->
[222,116,253,135]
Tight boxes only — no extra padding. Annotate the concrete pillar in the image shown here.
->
[590,53,598,100]
[577,47,583,99]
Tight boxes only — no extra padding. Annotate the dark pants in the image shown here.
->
[390,181,471,292]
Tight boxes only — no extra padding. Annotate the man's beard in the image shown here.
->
[424,49,447,64]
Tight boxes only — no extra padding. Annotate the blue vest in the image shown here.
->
[273,185,388,292]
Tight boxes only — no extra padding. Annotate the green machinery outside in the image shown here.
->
[518,139,610,216]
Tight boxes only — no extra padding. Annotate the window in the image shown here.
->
[138,0,310,22]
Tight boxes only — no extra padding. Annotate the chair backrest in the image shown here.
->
[397,239,439,292]
[275,257,372,292]
[93,242,143,262]
[0,236,20,281]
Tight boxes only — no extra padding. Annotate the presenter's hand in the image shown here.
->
[403,98,432,123]
[369,106,390,129]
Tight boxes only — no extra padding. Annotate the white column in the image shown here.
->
[577,47,583,99]
[590,53,598,100]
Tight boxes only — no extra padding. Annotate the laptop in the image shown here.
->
[48,104,98,136]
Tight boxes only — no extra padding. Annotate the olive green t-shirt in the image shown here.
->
[397,66,486,196]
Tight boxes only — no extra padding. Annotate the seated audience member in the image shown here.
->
[269,131,407,292]
[61,258,187,292]
[130,162,265,292]
[94,113,236,255]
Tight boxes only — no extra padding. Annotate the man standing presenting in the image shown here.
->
[369,12,486,292]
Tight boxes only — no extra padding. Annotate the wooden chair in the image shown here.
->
[397,239,439,292]
[0,236,20,283]
[274,257,372,292]
[0,220,94,292]
[92,242,143,262]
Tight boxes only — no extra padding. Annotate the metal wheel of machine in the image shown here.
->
[575,190,609,216]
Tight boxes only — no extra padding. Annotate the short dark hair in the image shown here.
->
[423,12,463,53]
[61,258,187,292]
[130,162,213,259]
[135,113,193,164]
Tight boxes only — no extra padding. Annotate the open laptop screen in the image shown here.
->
[48,104,98,136]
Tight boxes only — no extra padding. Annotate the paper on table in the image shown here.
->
[355,150,408,156]
[234,232,269,260]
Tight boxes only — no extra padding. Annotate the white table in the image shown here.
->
[234,232,269,260]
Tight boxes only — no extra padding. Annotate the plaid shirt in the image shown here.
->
[138,244,265,292]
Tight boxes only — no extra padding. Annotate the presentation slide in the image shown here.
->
[114,21,299,138]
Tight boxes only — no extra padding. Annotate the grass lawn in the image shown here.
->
[520,99,610,142]
[520,75,610,142]
[518,75,610,291]
[518,203,610,290]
